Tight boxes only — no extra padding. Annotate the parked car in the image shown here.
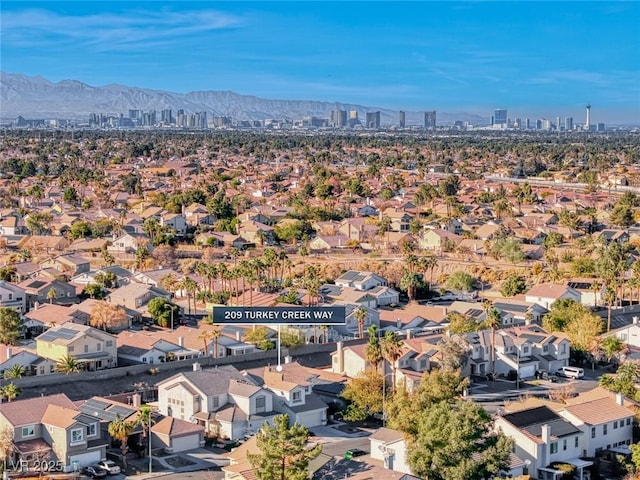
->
[81,465,107,479]
[555,366,584,379]
[345,448,367,460]
[96,460,121,475]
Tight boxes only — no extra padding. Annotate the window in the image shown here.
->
[575,436,579,448]
[256,395,266,413]
[87,423,97,436]
[22,425,35,437]
[560,343,567,354]
[591,427,596,438]
[68,346,74,353]
[70,428,83,444]
[614,421,618,429]
[550,442,558,454]
[563,439,567,451]
[603,424,608,435]
[84,345,89,353]
[627,418,632,426]
[212,396,219,409]
[97,343,102,351]
[292,391,302,403]
[106,341,113,347]
[621,334,628,341]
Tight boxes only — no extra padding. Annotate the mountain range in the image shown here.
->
[0,72,486,125]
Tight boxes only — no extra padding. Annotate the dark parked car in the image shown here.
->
[81,465,107,479]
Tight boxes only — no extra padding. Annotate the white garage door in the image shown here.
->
[519,364,537,379]
[171,435,200,453]
[69,450,101,467]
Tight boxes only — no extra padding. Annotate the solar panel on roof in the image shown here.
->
[29,281,46,288]
[82,398,112,411]
[109,405,135,418]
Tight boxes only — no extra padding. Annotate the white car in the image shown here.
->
[96,460,121,475]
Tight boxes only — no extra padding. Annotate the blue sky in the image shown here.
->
[2,1,639,123]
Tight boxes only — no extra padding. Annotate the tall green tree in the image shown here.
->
[406,400,512,480]
[0,308,22,345]
[340,369,384,421]
[248,414,322,480]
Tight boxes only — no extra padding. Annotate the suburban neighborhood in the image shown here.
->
[0,129,639,480]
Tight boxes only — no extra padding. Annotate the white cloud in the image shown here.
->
[1,8,242,52]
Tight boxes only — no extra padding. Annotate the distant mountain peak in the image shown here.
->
[0,71,486,125]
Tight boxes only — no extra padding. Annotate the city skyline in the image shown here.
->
[1,2,639,124]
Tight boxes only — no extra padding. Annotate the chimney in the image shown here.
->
[192,362,201,371]
[6,348,12,360]
[336,341,344,374]
[132,393,141,408]
[236,331,241,342]
[406,330,411,339]
[616,392,624,406]
[633,316,638,325]
[178,336,184,347]
[541,424,551,444]
[284,355,292,364]
[442,307,448,316]
[396,318,402,329]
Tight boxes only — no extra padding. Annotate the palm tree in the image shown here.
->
[381,331,404,393]
[0,383,20,402]
[108,414,136,469]
[483,301,501,380]
[136,405,156,457]
[354,307,368,339]
[365,325,383,372]
[56,355,82,374]
[603,286,617,332]
[198,330,213,357]
[179,277,199,316]
[3,364,27,380]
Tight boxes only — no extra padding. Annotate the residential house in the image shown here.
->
[107,233,152,255]
[151,416,205,453]
[602,317,640,349]
[419,229,462,252]
[566,279,604,307]
[507,326,572,373]
[335,271,387,291]
[493,299,548,326]
[495,406,591,480]
[17,277,78,310]
[17,235,70,254]
[494,331,540,379]
[369,428,412,474]
[595,229,629,245]
[320,285,378,309]
[35,323,118,371]
[382,208,413,232]
[525,283,581,310]
[246,363,329,429]
[0,280,27,313]
[395,338,434,392]
[22,304,87,337]
[184,203,216,227]
[161,213,187,236]
[237,220,276,246]
[330,341,371,378]
[0,344,56,377]
[107,282,171,312]
[40,254,91,277]
[116,330,200,365]
[561,390,634,457]
[308,234,350,252]
[156,364,278,441]
[0,393,107,472]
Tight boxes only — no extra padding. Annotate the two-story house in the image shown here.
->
[494,332,539,379]
[561,390,635,457]
[107,282,171,312]
[495,405,591,480]
[248,363,328,429]
[369,428,412,474]
[156,364,278,441]
[0,393,107,472]
[505,326,571,373]
[18,277,78,310]
[40,254,91,278]
[35,323,118,371]
[394,338,434,392]
[0,280,27,313]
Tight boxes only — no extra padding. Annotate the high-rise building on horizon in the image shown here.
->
[365,111,380,128]
[565,117,573,131]
[493,109,507,126]
[331,109,347,127]
[399,111,406,128]
[161,109,174,125]
[424,111,436,128]
[585,104,591,131]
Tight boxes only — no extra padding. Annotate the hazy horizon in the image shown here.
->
[2,2,639,124]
